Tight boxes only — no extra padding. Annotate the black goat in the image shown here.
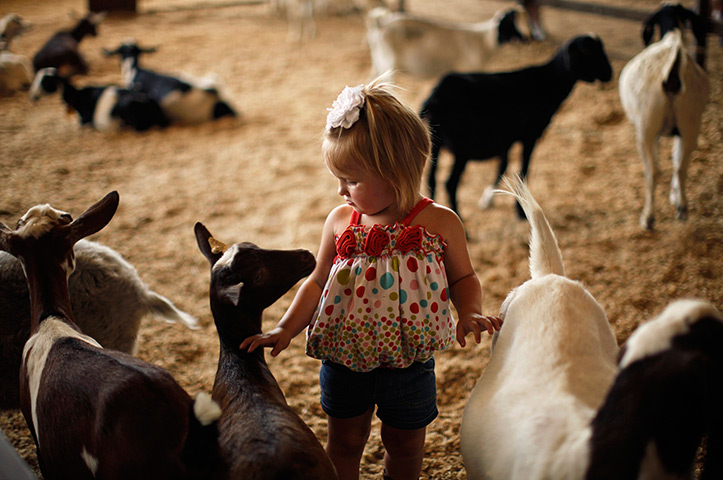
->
[194,224,338,480]
[32,12,105,76]
[642,2,708,67]
[29,67,169,132]
[421,34,612,218]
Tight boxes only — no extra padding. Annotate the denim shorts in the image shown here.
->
[319,358,438,430]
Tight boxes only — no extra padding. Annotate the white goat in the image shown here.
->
[0,239,197,408]
[365,6,526,80]
[619,4,709,230]
[460,178,722,479]
[0,14,33,97]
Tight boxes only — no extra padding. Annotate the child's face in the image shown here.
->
[327,163,396,217]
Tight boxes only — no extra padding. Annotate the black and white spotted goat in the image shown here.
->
[29,67,168,132]
[104,40,238,125]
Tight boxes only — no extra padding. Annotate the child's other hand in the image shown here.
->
[456,314,503,347]
[240,327,293,357]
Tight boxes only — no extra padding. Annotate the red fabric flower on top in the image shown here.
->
[336,229,357,259]
[396,225,423,254]
[363,225,390,257]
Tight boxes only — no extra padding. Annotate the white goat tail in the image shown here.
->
[495,176,565,278]
[193,392,221,426]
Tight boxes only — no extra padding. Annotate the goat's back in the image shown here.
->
[461,276,616,480]
[20,319,211,479]
[461,178,617,480]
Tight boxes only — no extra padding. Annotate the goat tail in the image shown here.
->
[145,290,199,329]
[495,175,565,279]
[181,392,222,474]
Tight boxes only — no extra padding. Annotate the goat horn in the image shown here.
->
[208,237,228,254]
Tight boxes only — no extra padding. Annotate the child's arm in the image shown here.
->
[240,206,346,356]
[426,204,502,346]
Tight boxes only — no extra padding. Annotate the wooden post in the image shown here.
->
[88,0,137,13]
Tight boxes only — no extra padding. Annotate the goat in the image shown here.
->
[641,2,708,68]
[420,34,612,218]
[32,11,105,76]
[194,223,338,480]
[365,6,526,81]
[271,0,318,41]
[29,67,169,132]
[619,4,709,230]
[459,177,722,480]
[103,41,238,125]
[1,13,33,45]
[0,192,221,480]
[0,14,34,97]
[0,238,198,409]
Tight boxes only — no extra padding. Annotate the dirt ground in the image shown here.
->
[0,0,721,478]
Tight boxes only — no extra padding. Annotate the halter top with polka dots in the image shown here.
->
[306,197,455,372]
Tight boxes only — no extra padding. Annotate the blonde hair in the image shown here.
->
[323,75,431,213]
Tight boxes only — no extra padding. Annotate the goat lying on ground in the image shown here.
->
[195,223,338,480]
[0,192,221,480]
[0,239,198,409]
[0,14,34,96]
[619,3,709,230]
[104,40,238,125]
[460,177,722,480]
[365,6,526,81]
[32,11,105,76]
[420,34,612,218]
[29,67,169,132]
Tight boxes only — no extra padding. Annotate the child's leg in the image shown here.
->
[326,409,374,480]
[381,423,426,480]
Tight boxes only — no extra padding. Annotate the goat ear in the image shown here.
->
[67,191,119,244]
[219,282,244,307]
[642,12,659,46]
[194,222,223,265]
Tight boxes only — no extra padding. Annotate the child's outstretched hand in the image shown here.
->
[240,327,293,357]
[456,314,503,347]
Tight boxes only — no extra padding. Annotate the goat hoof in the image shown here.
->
[640,214,655,230]
[477,186,495,210]
[675,206,688,221]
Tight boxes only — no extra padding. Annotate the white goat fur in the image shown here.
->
[460,178,618,479]
[365,6,524,80]
[619,29,709,229]
[0,14,33,96]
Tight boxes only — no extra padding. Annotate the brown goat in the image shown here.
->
[32,12,105,76]
[0,192,221,480]
[195,222,338,480]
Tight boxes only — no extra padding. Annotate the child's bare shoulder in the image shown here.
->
[326,205,354,232]
[415,202,465,240]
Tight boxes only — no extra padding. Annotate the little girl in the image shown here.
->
[241,76,502,480]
